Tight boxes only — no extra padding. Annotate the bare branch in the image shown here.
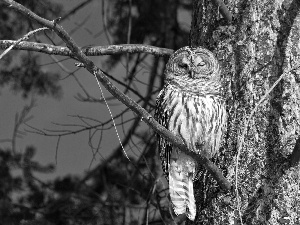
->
[100,0,112,44]
[0,40,173,57]
[11,99,36,154]
[60,0,93,22]
[0,28,48,59]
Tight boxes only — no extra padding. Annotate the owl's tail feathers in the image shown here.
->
[169,170,196,221]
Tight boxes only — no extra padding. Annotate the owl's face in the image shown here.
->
[165,46,221,94]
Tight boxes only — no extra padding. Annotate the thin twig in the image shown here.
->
[101,0,112,44]
[126,0,132,80]
[11,99,36,154]
[55,136,61,165]
[60,0,93,22]
[0,27,48,59]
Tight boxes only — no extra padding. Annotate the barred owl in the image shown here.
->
[155,46,226,221]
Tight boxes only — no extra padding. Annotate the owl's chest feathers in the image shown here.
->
[162,87,214,127]
[160,84,225,155]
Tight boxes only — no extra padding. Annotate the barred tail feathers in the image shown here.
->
[169,157,196,221]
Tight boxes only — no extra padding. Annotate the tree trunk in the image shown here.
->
[189,0,300,224]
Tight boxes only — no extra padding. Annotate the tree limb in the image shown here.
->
[0,40,173,57]
[1,0,232,192]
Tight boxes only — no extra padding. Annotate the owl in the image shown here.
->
[155,46,226,221]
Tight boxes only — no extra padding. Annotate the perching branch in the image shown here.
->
[1,0,232,192]
[0,40,173,57]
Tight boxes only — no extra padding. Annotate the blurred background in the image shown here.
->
[0,0,192,224]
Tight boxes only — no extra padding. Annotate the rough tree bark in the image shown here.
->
[189,0,300,224]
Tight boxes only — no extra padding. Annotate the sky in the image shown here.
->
[0,0,191,180]
[1,0,117,179]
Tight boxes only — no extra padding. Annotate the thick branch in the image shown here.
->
[1,0,232,192]
[0,40,173,57]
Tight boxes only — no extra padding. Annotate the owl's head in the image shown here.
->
[164,46,221,94]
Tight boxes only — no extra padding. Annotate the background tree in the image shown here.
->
[1,0,300,225]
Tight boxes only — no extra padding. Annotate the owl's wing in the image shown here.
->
[154,89,172,180]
